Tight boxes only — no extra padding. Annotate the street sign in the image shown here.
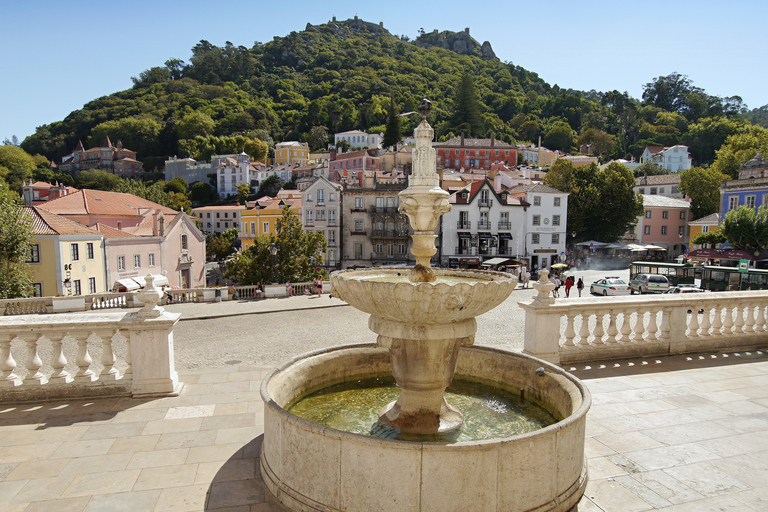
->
[738,259,749,273]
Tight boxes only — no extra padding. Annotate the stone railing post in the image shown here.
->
[519,269,561,364]
[121,275,183,397]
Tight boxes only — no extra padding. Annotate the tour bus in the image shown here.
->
[700,266,768,291]
[629,261,696,286]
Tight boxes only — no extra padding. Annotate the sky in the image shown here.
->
[2,0,766,145]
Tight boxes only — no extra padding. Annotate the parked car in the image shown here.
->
[630,274,670,294]
[590,277,631,296]
[663,285,704,294]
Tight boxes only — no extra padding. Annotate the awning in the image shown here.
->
[498,233,512,240]
[457,232,471,239]
[478,232,493,239]
[481,257,511,266]
[113,278,140,292]
[131,274,170,289]
[688,248,760,261]
[575,240,608,247]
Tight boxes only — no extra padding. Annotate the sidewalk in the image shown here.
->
[162,294,350,321]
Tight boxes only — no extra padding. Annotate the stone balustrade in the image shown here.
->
[521,290,768,364]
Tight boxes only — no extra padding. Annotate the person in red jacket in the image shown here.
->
[564,276,574,297]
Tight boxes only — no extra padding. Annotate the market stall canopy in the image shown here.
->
[575,240,609,247]
[604,243,629,249]
[113,278,140,292]
[480,257,520,269]
[644,245,666,251]
[131,274,169,289]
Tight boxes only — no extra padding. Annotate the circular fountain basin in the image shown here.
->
[260,344,591,512]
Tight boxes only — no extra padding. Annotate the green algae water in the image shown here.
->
[287,376,558,443]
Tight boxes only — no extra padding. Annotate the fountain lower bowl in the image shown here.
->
[260,344,591,512]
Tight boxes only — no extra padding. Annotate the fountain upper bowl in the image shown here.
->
[330,267,517,323]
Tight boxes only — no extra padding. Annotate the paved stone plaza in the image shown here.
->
[1,277,768,511]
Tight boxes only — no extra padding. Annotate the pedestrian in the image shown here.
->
[229,283,238,300]
[576,277,584,297]
[286,281,294,296]
[564,276,573,298]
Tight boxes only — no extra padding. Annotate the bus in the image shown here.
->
[629,261,696,286]
[700,266,768,291]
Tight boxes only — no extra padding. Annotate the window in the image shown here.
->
[552,215,560,226]
[181,234,188,251]
[659,187,665,194]
[678,226,685,236]
[650,187,657,195]
[88,277,96,294]
[148,253,155,267]
[224,212,229,218]
[317,210,326,220]
[532,215,541,226]
[307,193,313,202]
[216,212,220,218]
[355,220,363,232]
[355,197,363,209]
[639,188,645,194]
[554,197,561,207]
[73,279,81,296]
[354,243,363,259]
[552,234,559,244]
[318,190,324,203]
[533,196,541,206]
[86,243,94,260]
[71,243,79,261]
[33,283,42,297]
[306,210,313,222]
[661,226,668,235]
[328,231,336,243]
[216,222,220,228]
[134,255,141,269]
[644,225,651,235]
[329,210,336,223]
[763,195,768,208]
[702,225,709,233]
[679,211,686,220]
[387,244,394,257]
[398,244,407,255]
[251,222,255,234]
[118,255,125,271]
[728,196,739,211]
[662,211,669,219]
[207,212,211,218]
[532,233,540,244]
[329,192,336,202]
[263,222,269,233]
[645,211,652,219]
[27,244,40,263]
[746,195,756,209]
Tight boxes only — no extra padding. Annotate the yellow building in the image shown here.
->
[25,207,107,297]
[240,198,302,250]
[274,141,309,165]
[688,213,720,250]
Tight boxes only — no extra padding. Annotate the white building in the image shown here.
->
[640,145,692,172]
[507,183,569,271]
[302,177,343,271]
[191,205,245,235]
[634,173,685,199]
[334,130,383,149]
[216,153,251,198]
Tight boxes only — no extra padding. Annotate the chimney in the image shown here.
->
[461,132,465,146]
[490,133,495,147]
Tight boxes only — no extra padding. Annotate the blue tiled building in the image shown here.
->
[720,152,768,214]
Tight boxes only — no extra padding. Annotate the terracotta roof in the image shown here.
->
[95,223,136,238]
[40,189,178,217]
[25,207,100,236]
[635,174,681,186]
[192,205,245,212]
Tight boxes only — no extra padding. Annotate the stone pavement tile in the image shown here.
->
[626,398,679,415]
[247,401,264,415]
[733,486,768,510]
[141,418,203,436]
[197,372,229,384]
[636,408,701,428]
[211,381,251,394]
[154,483,209,512]
[39,425,90,443]
[179,383,213,396]
[179,373,201,384]
[663,461,751,497]
[60,453,132,476]
[642,421,734,446]
[127,448,190,470]
[710,455,768,489]
[0,480,28,506]
[84,489,161,511]
[698,389,754,404]
[80,422,148,440]
[201,413,255,431]
[584,437,616,458]
[61,469,141,498]
[110,408,168,424]
[3,458,69,481]
[215,427,260,446]
[214,403,250,416]
[206,479,266,509]
[713,414,768,434]
[165,405,215,420]
[0,442,62,463]
[198,393,238,405]
[227,371,263,382]
[231,391,262,403]
[108,434,160,454]
[654,494,759,511]
[155,430,217,450]
[585,420,610,437]
[613,474,673,509]
[573,497,603,511]
[133,464,198,491]
[584,478,654,512]
[23,496,91,512]
[0,429,45,446]
[0,462,18,480]
[593,431,665,454]
[628,469,705,505]
[194,460,226,484]
[249,380,262,392]
[49,438,116,459]
[585,455,630,479]
[622,443,719,472]
[196,458,255,485]
[10,474,77,503]
[683,404,735,422]
[585,402,636,420]
[187,443,245,463]
[154,395,202,409]
[590,412,656,434]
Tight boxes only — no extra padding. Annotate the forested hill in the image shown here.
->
[20,17,767,175]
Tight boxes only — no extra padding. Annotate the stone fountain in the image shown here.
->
[260,100,590,511]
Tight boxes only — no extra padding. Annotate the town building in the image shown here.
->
[688,213,721,251]
[39,189,205,288]
[329,149,380,184]
[239,197,302,250]
[634,194,690,258]
[720,151,768,214]
[433,135,517,170]
[216,153,251,198]
[640,145,692,172]
[22,180,77,207]
[507,183,569,271]
[340,181,412,268]
[518,144,559,167]
[334,130,383,149]
[191,205,245,235]
[275,141,309,165]
[25,207,106,297]
[302,177,343,271]
[634,173,685,199]
[559,155,598,167]
[440,179,527,269]
[60,137,144,177]
[95,224,164,293]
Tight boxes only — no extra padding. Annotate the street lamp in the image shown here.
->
[269,243,278,284]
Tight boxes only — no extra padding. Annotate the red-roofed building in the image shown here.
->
[434,135,517,170]
[60,137,144,177]
[22,180,77,206]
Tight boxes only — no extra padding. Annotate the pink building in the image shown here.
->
[60,136,144,177]
[635,194,691,258]
[330,149,380,183]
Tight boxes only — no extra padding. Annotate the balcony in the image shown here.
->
[328,220,337,227]
[478,199,493,208]
[305,219,314,227]
[477,221,491,230]
[457,221,471,230]
[498,221,512,230]
[327,239,337,247]
[369,206,399,214]
[317,199,325,206]
[350,229,367,236]
[370,229,409,239]
[453,246,478,256]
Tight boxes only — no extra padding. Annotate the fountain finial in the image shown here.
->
[417,98,432,119]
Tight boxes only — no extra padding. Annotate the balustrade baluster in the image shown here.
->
[578,313,590,347]
[22,335,46,385]
[123,332,132,381]
[722,305,735,335]
[711,304,723,336]
[98,329,119,381]
[619,310,633,342]
[733,304,745,334]
[699,305,712,337]
[755,304,766,333]
[48,333,71,385]
[632,310,645,342]
[659,308,671,341]
[73,331,95,383]
[646,308,659,342]
[744,303,756,333]
[592,313,605,345]
[563,313,576,347]
[687,306,700,338]
[0,334,19,386]
[605,310,618,344]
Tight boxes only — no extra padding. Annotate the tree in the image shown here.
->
[164,177,188,195]
[244,138,269,162]
[543,121,574,153]
[642,73,694,114]
[75,169,121,191]
[236,183,252,202]
[710,129,768,179]
[544,160,643,242]
[176,111,216,140]
[0,199,34,298]
[449,73,483,137]
[88,117,162,159]
[0,145,37,193]
[256,175,282,199]
[382,94,401,149]
[224,206,326,284]
[306,126,329,151]
[190,181,215,203]
[206,228,239,262]
[678,167,728,220]
[720,206,768,254]
[691,230,726,248]
[576,128,613,157]
[685,116,744,166]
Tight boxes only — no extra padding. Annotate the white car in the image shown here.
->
[590,277,631,296]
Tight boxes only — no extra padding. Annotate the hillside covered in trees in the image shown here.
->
[18,17,768,177]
